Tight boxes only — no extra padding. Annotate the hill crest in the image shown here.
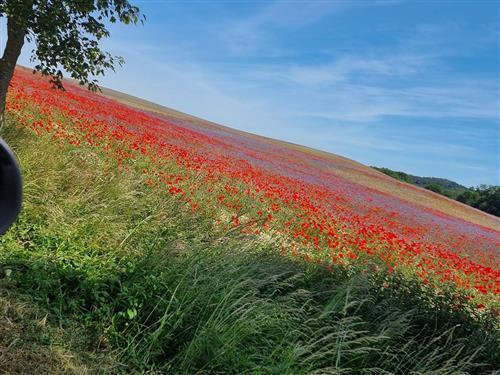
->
[89,71,499,231]
[15,65,500,232]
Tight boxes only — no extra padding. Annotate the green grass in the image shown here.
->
[0,118,498,374]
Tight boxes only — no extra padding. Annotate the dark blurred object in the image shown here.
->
[0,138,22,234]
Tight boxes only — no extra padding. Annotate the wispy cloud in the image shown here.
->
[218,0,399,56]
[219,0,342,55]
[285,54,432,86]
[292,80,498,123]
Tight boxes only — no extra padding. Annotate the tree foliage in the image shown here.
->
[373,166,500,217]
[372,167,411,183]
[1,0,142,90]
[457,185,500,217]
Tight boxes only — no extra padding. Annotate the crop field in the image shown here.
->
[0,67,499,373]
[9,67,499,306]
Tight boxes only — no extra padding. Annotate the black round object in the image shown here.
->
[0,138,22,234]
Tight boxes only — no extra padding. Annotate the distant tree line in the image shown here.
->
[455,185,500,217]
[372,167,500,217]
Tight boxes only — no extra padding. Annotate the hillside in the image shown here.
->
[371,166,468,191]
[372,166,499,216]
[96,74,499,232]
[0,67,498,373]
[410,175,467,191]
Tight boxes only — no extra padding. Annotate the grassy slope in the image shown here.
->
[0,68,498,373]
[1,121,498,374]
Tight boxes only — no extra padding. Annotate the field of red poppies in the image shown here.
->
[8,67,499,312]
[2,66,499,373]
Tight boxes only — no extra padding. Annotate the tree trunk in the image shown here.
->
[0,16,28,122]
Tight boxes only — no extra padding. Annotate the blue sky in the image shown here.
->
[11,0,500,186]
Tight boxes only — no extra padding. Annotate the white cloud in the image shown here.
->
[292,79,498,123]
[283,54,434,86]
[218,0,399,56]
[219,0,343,55]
